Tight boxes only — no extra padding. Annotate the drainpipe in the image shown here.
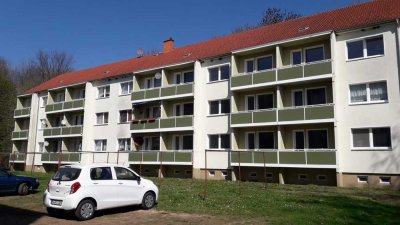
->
[396,19,400,94]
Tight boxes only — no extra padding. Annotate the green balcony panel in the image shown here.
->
[12,132,19,139]
[231,75,252,88]
[161,152,174,162]
[17,154,26,161]
[161,86,176,97]
[278,66,303,81]
[307,152,336,165]
[145,89,160,99]
[71,126,83,134]
[142,152,158,162]
[253,71,276,84]
[176,84,193,95]
[49,153,59,161]
[41,153,50,161]
[254,152,278,164]
[43,129,52,136]
[20,131,28,138]
[280,152,306,164]
[73,99,84,108]
[278,108,304,121]
[45,105,53,112]
[305,105,334,120]
[63,101,73,109]
[68,153,80,162]
[131,122,145,130]
[175,152,192,162]
[160,118,175,128]
[129,152,142,161]
[132,91,145,101]
[231,151,252,163]
[145,120,159,129]
[53,103,63,111]
[231,152,239,163]
[52,128,62,136]
[176,117,192,127]
[231,113,252,124]
[304,61,332,77]
[62,127,71,135]
[14,109,21,117]
[21,108,30,115]
[253,110,276,123]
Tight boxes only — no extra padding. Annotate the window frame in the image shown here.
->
[351,127,392,150]
[291,89,304,107]
[207,64,231,83]
[117,138,131,151]
[245,92,274,111]
[119,109,132,123]
[348,81,388,105]
[97,85,110,99]
[94,139,107,152]
[208,99,230,116]
[290,49,303,65]
[346,35,385,61]
[173,102,193,116]
[95,112,109,125]
[293,130,305,150]
[120,81,134,96]
[208,134,231,150]
[245,131,275,150]
[303,45,325,63]
[172,134,193,150]
[306,129,329,149]
[305,86,327,105]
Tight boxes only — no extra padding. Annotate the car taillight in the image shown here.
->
[70,182,81,194]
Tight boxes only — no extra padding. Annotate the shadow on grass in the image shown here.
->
[0,204,46,225]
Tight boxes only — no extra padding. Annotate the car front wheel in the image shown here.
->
[141,192,156,210]
[75,199,95,221]
[17,183,29,195]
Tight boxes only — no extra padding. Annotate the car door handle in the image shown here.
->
[93,183,99,185]
[118,183,123,185]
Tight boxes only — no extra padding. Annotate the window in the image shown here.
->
[298,174,308,181]
[306,88,326,105]
[245,59,254,73]
[209,170,215,176]
[347,36,384,60]
[120,82,133,95]
[305,46,324,63]
[143,136,160,150]
[41,96,48,107]
[183,71,194,83]
[294,131,305,149]
[144,106,161,118]
[53,116,62,127]
[209,99,230,115]
[72,114,84,126]
[145,76,162,88]
[380,177,391,184]
[119,110,132,123]
[208,134,230,149]
[115,167,138,180]
[246,94,273,110]
[317,175,327,182]
[174,103,193,116]
[77,89,85,99]
[55,92,65,102]
[72,140,82,152]
[352,127,391,149]
[291,50,302,65]
[293,90,304,106]
[350,81,388,104]
[307,130,328,149]
[94,140,107,151]
[118,138,131,151]
[245,56,274,72]
[98,86,110,98]
[90,167,112,180]
[96,112,109,125]
[247,132,274,149]
[208,65,230,82]
[174,135,193,150]
[358,176,368,183]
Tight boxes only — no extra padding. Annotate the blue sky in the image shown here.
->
[0,0,356,70]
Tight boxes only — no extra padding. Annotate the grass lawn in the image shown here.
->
[3,171,400,225]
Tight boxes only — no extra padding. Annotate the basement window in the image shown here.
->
[357,176,368,183]
[298,174,308,181]
[266,173,273,181]
[185,170,192,175]
[208,170,215,176]
[174,170,180,175]
[250,172,257,177]
[221,170,228,177]
[379,177,391,184]
[317,175,327,182]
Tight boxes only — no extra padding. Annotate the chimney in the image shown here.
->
[163,37,174,53]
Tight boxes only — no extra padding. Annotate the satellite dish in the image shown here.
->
[61,120,67,125]
[136,49,144,57]
[155,72,162,80]
[41,120,47,125]
[44,141,49,147]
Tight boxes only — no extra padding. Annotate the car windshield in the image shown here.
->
[52,167,81,181]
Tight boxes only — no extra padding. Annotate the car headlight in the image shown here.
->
[35,178,39,183]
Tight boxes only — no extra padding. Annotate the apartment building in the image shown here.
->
[11,0,400,188]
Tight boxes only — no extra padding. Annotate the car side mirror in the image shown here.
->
[136,176,141,182]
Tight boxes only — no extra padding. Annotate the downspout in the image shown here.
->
[31,93,41,172]
[396,19,400,94]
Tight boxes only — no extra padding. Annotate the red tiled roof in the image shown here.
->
[26,0,400,94]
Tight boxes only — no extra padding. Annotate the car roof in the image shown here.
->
[60,163,128,170]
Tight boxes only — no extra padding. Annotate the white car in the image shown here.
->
[43,164,159,220]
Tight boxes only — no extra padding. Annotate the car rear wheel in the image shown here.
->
[75,199,95,221]
[17,183,29,195]
[141,192,156,210]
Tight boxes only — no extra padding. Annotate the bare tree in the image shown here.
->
[13,50,74,92]
[260,8,302,26]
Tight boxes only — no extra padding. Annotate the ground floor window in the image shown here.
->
[352,127,391,149]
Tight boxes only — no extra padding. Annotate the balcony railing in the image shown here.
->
[41,152,81,163]
[131,83,193,102]
[231,60,332,89]
[128,150,193,165]
[45,99,85,113]
[14,108,31,118]
[131,116,193,131]
[43,125,83,137]
[9,152,26,162]
[11,130,29,140]
[231,149,336,167]
[231,104,334,126]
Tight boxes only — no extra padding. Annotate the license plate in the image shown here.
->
[51,200,63,206]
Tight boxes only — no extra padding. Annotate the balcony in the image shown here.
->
[9,153,26,163]
[131,83,193,103]
[45,99,85,114]
[131,116,193,132]
[231,104,334,127]
[128,150,193,165]
[11,130,29,140]
[14,108,30,118]
[43,125,83,138]
[231,149,336,168]
[231,60,332,90]
[41,152,81,164]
